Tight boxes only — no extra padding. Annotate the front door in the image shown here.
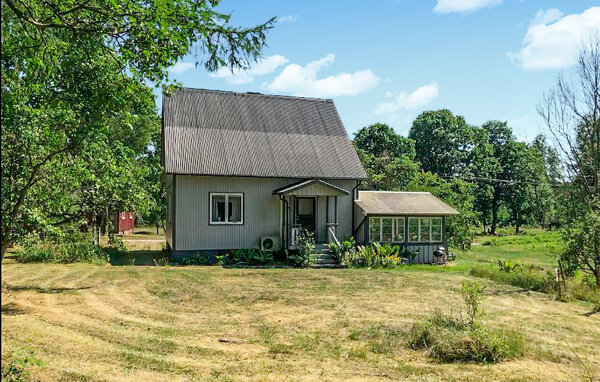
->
[295,197,316,235]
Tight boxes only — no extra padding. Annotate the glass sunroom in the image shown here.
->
[354,191,459,264]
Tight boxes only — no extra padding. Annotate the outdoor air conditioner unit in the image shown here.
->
[260,236,281,252]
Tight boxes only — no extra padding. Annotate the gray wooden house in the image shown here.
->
[162,88,458,263]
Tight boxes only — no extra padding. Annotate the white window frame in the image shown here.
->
[210,193,244,225]
[368,216,405,243]
[408,217,443,243]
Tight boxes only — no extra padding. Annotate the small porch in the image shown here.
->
[273,179,349,249]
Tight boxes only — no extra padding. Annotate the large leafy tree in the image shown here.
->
[409,109,474,177]
[1,0,274,255]
[539,36,600,287]
[353,123,419,190]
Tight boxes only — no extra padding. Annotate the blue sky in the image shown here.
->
[161,0,600,141]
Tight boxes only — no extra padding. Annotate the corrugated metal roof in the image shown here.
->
[162,88,367,179]
[356,191,459,216]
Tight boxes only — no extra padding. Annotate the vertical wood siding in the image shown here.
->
[174,176,355,251]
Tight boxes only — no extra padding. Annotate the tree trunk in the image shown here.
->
[490,205,498,235]
[156,224,159,235]
[515,212,520,234]
[1,240,12,258]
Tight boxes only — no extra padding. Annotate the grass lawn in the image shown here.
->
[2,227,598,381]
[464,228,563,268]
[2,264,599,381]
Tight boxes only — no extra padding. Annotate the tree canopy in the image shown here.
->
[1,0,275,255]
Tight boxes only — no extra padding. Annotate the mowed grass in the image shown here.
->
[464,228,563,268]
[2,260,599,381]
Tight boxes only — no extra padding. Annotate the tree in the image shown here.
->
[1,0,275,256]
[409,110,474,177]
[406,172,478,250]
[354,123,419,190]
[467,127,500,233]
[539,35,600,287]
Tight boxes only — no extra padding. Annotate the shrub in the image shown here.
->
[179,252,215,265]
[15,232,108,264]
[497,259,520,273]
[328,237,356,263]
[293,229,315,267]
[461,281,485,325]
[408,311,524,363]
[339,242,402,269]
[229,248,273,266]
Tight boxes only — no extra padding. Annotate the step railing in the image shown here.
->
[327,224,340,246]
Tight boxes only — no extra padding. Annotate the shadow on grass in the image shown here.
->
[4,284,99,294]
[110,250,164,266]
[1,302,27,315]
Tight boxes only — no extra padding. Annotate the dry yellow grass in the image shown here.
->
[2,259,599,381]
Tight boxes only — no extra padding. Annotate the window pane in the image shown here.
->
[228,195,243,223]
[369,217,380,242]
[211,195,226,222]
[408,218,419,242]
[382,218,393,242]
[394,218,405,242]
[420,218,431,242]
[298,198,314,215]
[431,218,442,241]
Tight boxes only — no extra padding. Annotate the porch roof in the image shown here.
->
[356,191,459,216]
[273,179,349,196]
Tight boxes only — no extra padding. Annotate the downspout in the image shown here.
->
[351,180,361,239]
[279,194,288,249]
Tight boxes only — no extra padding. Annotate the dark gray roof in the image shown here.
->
[356,191,459,216]
[162,88,367,179]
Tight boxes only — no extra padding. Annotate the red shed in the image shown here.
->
[113,211,135,234]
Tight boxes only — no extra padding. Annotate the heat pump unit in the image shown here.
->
[260,236,281,252]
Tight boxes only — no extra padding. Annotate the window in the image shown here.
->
[408,217,443,243]
[368,217,405,243]
[121,212,125,220]
[210,193,243,224]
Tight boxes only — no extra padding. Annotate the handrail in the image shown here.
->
[328,226,340,246]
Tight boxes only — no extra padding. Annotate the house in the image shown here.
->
[162,88,458,263]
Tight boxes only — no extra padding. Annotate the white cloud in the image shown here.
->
[278,14,298,23]
[374,83,439,114]
[210,55,289,85]
[266,54,380,97]
[433,0,502,14]
[508,7,600,70]
[169,62,194,74]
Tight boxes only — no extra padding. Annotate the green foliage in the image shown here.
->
[179,253,214,266]
[354,123,419,191]
[294,229,315,267]
[407,172,477,249]
[1,348,43,382]
[560,202,600,288]
[340,242,402,268]
[328,237,356,263]
[230,248,273,266]
[461,281,486,325]
[470,264,600,305]
[15,232,109,264]
[469,264,555,294]
[497,260,520,273]
[409,109,474,177]
[1,0,274,256]
[408,310,524,364]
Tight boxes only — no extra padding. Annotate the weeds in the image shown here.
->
[1,348,43,381]
[408,281,524,364]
